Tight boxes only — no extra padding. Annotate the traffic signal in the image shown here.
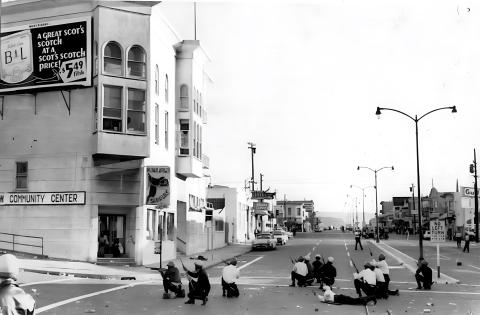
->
[470,164,475,174]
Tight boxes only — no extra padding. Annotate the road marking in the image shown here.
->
[20,278,75,287]
[36,280,152,313]
[238,256,263,271]
[469,264,480,271]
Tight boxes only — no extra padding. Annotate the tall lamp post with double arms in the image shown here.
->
[375,106,457,259]
[357,166,394,243]
[350,185,375,229]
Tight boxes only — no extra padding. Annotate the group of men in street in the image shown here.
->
[290,254,337,288]
[160,255,240,306]
[353,255,399,300]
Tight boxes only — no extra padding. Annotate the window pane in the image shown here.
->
[127,111,145,132]
[128,46,145,62]
[105,43,121,58]
[128,61,145,78]
[16,162,27,174]
[104,86,122,109]
[128,89,145,111]
[16,176,27,189]
[103,108,121,118]
[104,57,122,75]
[103,118,122,132]
[167,213,174,241]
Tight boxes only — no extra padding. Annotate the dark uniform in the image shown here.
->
[354,230,363,250]
[160,262,184,298]
[312,255,324,283]
[184,261,211,305]
[415,259,432,290]
[319,257,336,288]
[0,254,36,315]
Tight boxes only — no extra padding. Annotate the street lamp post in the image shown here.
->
[351,185,375,228]
[357,166,394,243]
[376,106,457,259]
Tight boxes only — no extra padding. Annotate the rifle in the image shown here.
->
[290,256,296,264]
[350,258,359,273]
[368,246,373,257]
[180,258,187,271]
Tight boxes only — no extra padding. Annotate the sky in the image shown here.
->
[159,0,480,222]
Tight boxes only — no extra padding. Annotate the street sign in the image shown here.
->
[430,220,445,242]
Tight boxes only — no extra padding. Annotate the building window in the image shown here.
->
[167,213,174,241]
[165,74,169,103]
[215,220,224,231]
[180,85,189,109]
[179,119,189,155]
[199,93,202,117]
[155,104,159,145]
[127,45,146,78]
[297,208,301,216]
[104,41,123,76]
[164,111,169,149]
[103,85,122,132]
[127,88,146,132]
[16,162,28,190]
[155,65,159,95]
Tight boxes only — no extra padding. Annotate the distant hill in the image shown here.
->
[317,217,345,228]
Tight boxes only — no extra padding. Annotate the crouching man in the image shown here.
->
[160,261,185,299]
[0,254,36,314]
[222,258,240,297]
[353,262,377,298]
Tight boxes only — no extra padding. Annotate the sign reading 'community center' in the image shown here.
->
[0,192,86,205]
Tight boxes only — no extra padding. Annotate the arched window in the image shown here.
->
[180,84,189,109]
[165,74,169,103]
[104,42,123,76]
[127,45,146,78]
[155,65,159,95]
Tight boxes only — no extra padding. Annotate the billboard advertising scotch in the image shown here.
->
[0,17,91,92]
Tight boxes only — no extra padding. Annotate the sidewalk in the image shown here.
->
[8,243,252,281]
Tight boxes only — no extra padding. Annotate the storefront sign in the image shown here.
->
[146,167,170,207]
[463,187,479,197]
[0,17,91,92]
[0,191,85,205]
[253,202,269,211]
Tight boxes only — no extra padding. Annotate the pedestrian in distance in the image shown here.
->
[160,261,185,299]
[463,230,472,253]
[317,285,376,306]
[290,256,308,287]
[318,256,336,288]
[222,258,240,298]
[183,259,211,305]
[370,254,399,296]
[0,253,36,314]
[354,229,363,250]
[353,261,377,298]
[455,231,462,248]
[415,258,433,290]
[312,255,324,284]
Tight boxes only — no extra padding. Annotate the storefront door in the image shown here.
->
[98,215,126,257]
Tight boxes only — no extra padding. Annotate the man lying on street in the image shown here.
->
[0,254,36,314]
[183,260,211,305]
[370,254,399,296]
[160,261,185,299]
[317,286,376,306]
[353,262,377,298]
[415,258,433,290]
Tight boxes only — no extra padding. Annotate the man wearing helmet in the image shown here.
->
[318,256,337,288]
[183,259,211,305]
[0,254,35,315]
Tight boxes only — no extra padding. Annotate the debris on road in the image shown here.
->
[448,303,457,306]
[84,309,96,313]
[426,303,434,306]
[423,309,431,313]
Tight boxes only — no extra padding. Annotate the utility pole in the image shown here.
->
[410,184,416,234]
[471,149,479,242]
[248,142,256,191]
[260,173,263,191]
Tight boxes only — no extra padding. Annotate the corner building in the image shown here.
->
[0,0,211,265]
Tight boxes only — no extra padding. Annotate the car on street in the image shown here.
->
[273,230,288,245]
[252,233,277,250]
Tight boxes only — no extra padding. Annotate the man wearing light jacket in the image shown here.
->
[290,256,308,287]
[353,262,377,298]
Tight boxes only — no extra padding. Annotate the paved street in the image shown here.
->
[15,231,480,314]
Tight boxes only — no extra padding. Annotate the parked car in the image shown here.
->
[423,230,431,240]
[273,230,288,245]
[252,233,277,250]
[278,227,293,238]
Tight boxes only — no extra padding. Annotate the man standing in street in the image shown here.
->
[222,258,240,297]
[415,258,433,290]
[463,230,472,253]
[160,261,185,299]
[456,230,462,248]
[354,229,363,250]
[353,262,377,298]
[290,256,308,287]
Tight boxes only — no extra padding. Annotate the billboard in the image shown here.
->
[0,17,91,92]
[146,167,170,208]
